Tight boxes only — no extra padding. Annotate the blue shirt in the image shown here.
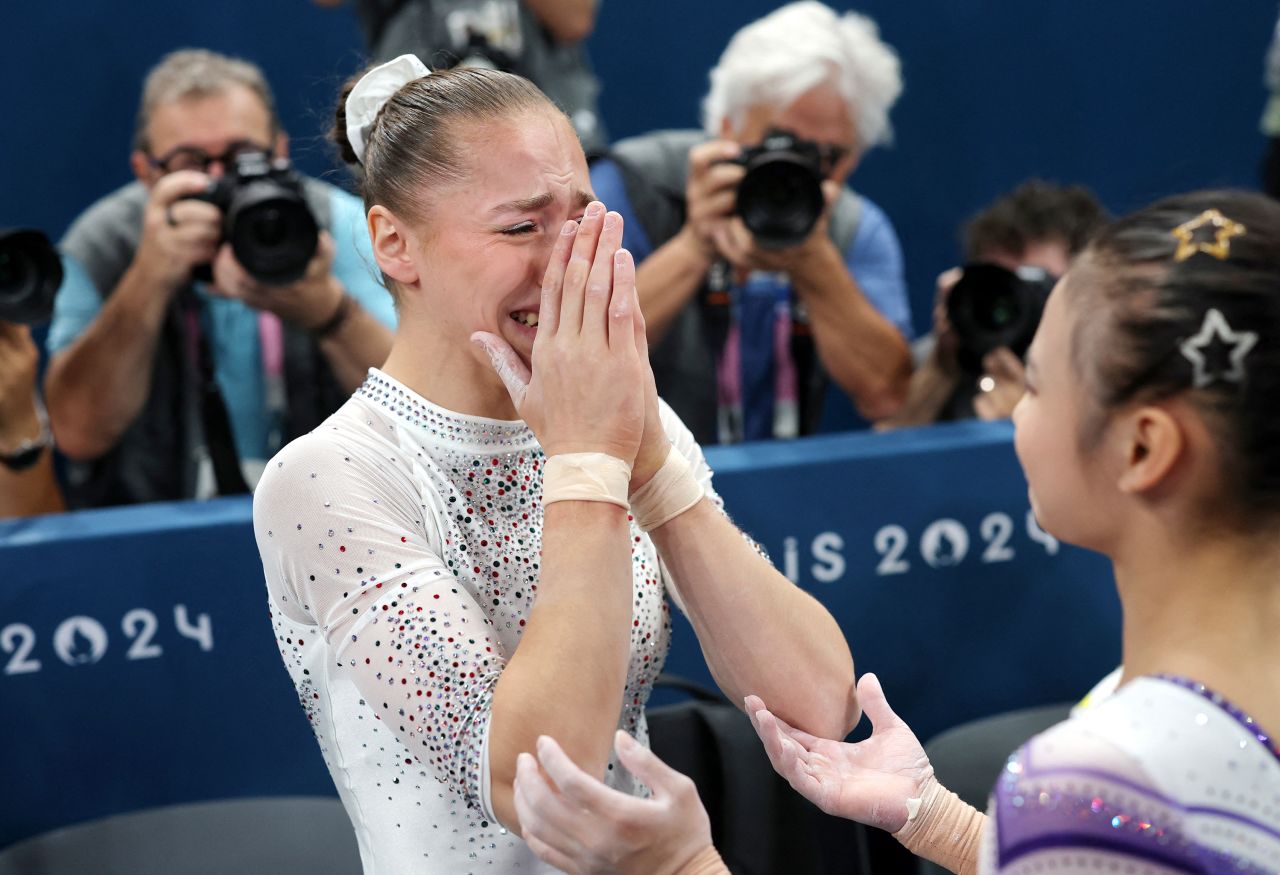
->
[590,157,912,438]
[48,184,395,464]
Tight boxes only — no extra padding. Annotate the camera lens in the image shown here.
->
[225,187,319,286]
[979,291,1019,331]
[0,229,62,325]
[0,246,33,298]
[250,207,288,248]
[738,159,825,249]
[947,263,1053,375]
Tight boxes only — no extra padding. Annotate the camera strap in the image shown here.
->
[182,291,250,496]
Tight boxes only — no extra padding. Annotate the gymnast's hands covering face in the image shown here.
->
[514,730,715,875]
[473,203,647,466]
[747,673,933,833]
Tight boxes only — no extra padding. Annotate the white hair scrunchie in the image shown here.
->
[345,53,432,163]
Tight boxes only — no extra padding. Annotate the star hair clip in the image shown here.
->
[1171,209,1246,262]
[1179,308,1257,389]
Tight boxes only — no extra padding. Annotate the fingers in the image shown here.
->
[514,752,588,846]
[856,673,902,732]
[539,220,579,337]
[535,734,620,810]
[982,347,1025,381]
[0,321,32,347]
[607,249,636,353]
[820,179,841,209]
[583,211,624,342]
[165,199,222,230]
[690,186,739,221]
[471,331,531,409]
[612,730,685,798]
[151,170,214,206]
[748,699,822,750]
[688,140,743,180]
[750,707,812,795]
[311,231,336,272]
[210,244,247,295]
[559,201,606,336]
[934,267,963,305]
[523,830,581,875]
[513,754,585,873]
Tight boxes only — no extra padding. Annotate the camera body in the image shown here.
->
[946,263,1056,375]
[0,228,63,325]
[729,129,827,249]
[186,153,319,285]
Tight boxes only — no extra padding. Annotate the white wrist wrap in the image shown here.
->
[630,446,705,531]
[543,453,632,509]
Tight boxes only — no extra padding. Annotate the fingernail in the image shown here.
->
[585,202,604,218]
[614,249,629,266]
[603,211,620,230]
[561,220,578,236]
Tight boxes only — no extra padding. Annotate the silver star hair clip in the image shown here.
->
[1179,308,1258,389]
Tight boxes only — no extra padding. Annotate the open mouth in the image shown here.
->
[510,311,539,328]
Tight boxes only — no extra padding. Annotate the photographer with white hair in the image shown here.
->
[591,1,913,445]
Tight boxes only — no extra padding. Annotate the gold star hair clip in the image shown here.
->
[1171,209,1246,262]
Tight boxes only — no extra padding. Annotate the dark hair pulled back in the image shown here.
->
[332,65,553,221]
[1073,189,1280,520]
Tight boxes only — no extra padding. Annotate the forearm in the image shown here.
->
[490,501,634,829]
[652,500,858,739]
[0,454,62,518]
[793,247,911,421]
[44,263,173,460]
[877,359,961,430]
[315,295,393,393]
[523,0,596,42]
[635,229,715,343]
[893,777,987,875]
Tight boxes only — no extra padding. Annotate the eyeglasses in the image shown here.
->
[147,139,273,174]
[814,142,853,175]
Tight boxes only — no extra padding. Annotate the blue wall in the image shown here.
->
[1,1,1272,335]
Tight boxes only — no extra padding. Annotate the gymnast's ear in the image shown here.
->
[368,205,419,286]
[1115,403,1187,496]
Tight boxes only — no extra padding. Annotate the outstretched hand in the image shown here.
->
[472,204,647,465]
[514,730,716,875]
[747,673,933,833]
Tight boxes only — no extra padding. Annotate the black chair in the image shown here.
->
[647,675,877,875]
[0,797,361,875]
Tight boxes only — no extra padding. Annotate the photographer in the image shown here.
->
[0,322,61,519]
[44,50,395,508]
[590,2,912,445]
[882,180,1107,429]
[314,0,607,153]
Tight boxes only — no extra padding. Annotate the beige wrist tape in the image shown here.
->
[542,453,631,509]
[675,845,731,875]
[893,775,986,875]
[629,446,705,531]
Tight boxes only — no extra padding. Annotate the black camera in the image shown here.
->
[186,152,319,285]
[0,228,63,325]
[730,129,827,249]
[946,263,1056,374]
